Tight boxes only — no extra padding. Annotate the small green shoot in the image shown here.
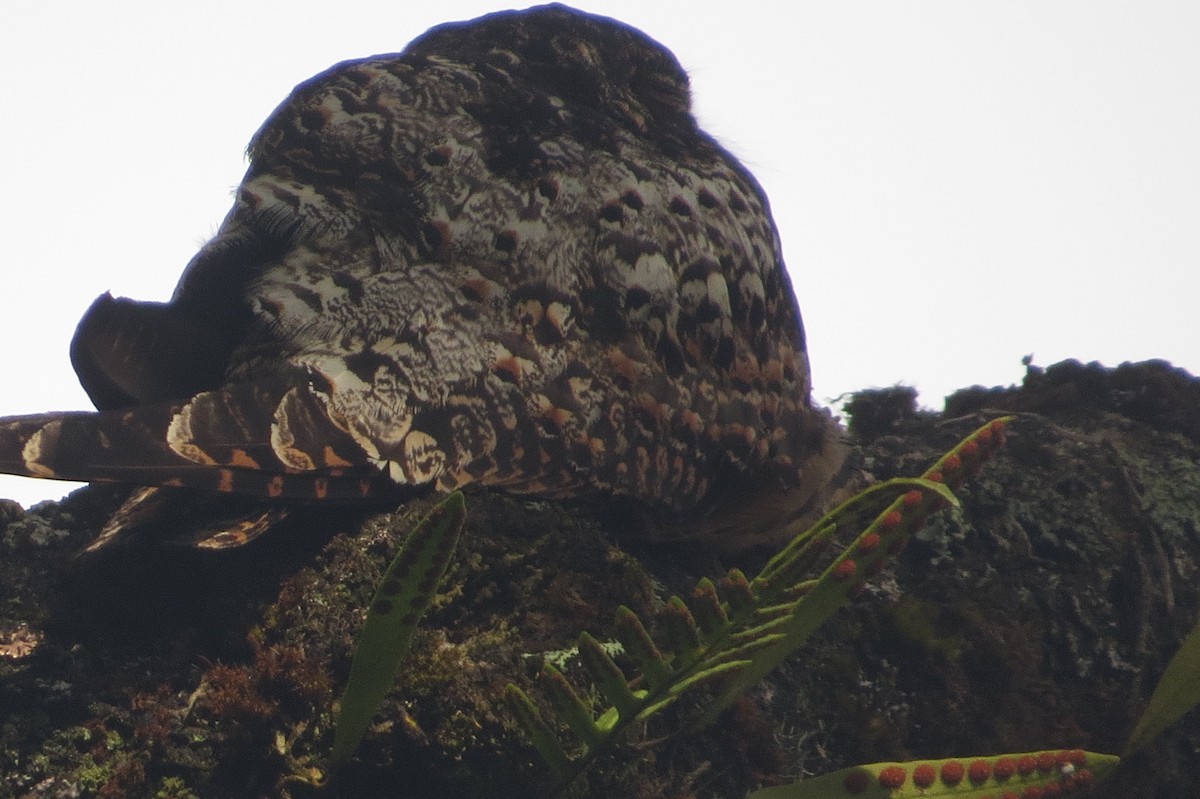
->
[329,491,467,767]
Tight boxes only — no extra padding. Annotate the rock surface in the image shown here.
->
[2,359,1199,798]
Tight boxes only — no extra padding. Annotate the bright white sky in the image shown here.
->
[1,2,1196,507]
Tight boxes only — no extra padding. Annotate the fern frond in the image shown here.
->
[540,663,603,750]
[1123,605,1200,756]
[576,631,641,720]
[503,684,570,776]
[508,418,1011,795]
[613,606,671,691]
[330,492,467,767]
[746,749,1118,798]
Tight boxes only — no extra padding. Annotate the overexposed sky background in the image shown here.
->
[0,1,1196,507]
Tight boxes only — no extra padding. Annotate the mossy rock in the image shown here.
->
[2,359,1199,798]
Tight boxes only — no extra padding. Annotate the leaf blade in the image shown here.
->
[330,492,467,767]
[746,750,1119,798]
[1124,610,1200,756]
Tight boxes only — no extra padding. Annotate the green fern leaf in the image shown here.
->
[659,596,701,654]
[1124,609,1200,756]
[540,663,603,750]
[637,659,753,718]
[507,419,1011,795]
[719,568,755,614]
[613,606,672,691]
[503,684,570,776]
[746,750,1118,798]
[577,632,639,719]
[330,492,467,767]
[689,578,729,637]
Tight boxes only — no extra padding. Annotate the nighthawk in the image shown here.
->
[0,4,845,550]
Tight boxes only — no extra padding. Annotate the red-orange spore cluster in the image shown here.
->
[968,759,992,785]
[903,490,924,507]
[1062,749,1086,767]
[1070,769,1094,789]
[1036,752,1057,774]
[940,761,965,786]
[857,532,882,555]
[981,416,1006,435]
[877,765,906,789]
[833,559,858,581]
[882,510,904,532]
[912,763,936,789]
[986,418,1008,445]
[993,757,1017,780]
[1016,756,1036,776]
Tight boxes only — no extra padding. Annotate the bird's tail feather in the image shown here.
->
[0,380,385,501]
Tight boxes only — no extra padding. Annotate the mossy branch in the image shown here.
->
[506,419,1012,794]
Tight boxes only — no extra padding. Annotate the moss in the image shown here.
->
[96,757,147,799]
[197,663,279,724]
[74,755,114,793]
[154,776,200,799]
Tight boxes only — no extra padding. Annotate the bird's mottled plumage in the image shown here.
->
[0,4,844,549]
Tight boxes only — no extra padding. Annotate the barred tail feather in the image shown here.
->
[0,380,387,502]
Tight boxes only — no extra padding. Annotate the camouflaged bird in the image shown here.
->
[0,4,845,550]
